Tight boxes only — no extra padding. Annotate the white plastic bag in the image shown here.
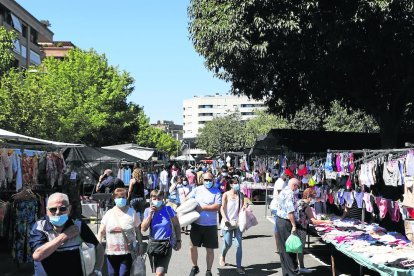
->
[239,209,247,232]
[178,211,200,227]
[176,198,198,214]
[80,242,95,276]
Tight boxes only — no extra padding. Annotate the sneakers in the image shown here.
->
[236,267,245,274]
[189,266,200,276]
[299,267,312,274]
[206,271,212,276]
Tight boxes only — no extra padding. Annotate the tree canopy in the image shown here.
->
[0,48,140,146]
[189,0,414,147]
[136,110,181,156]
[196,113,246,155]
[0,27,16,78]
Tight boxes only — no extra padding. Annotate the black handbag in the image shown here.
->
[147,239,171,257]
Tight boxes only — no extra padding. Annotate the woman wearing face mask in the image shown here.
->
[97,188,142,276]
[141,190,181,275]
[296,188,331,274]
[219,176,246,275]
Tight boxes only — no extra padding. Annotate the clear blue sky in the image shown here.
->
[16,0,230,124]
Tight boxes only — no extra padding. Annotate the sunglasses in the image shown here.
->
[48,206,68,213]
[204,179,213,181]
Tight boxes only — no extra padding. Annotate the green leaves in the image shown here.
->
[188,0,414,147]
[0,48,140,146]
[135,110,180,156]
[0,27,16,78]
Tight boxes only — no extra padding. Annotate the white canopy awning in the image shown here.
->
[174,155,195,161]
[102,144,155,161]
[0,128,84,147]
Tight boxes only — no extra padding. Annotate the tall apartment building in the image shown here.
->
[0,0,53,68]
[151,120,183,141]
[183,94,266,138]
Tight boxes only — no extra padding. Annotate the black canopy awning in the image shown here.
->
[250,129,383,156]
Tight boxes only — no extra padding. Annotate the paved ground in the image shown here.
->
[0,204,380,275]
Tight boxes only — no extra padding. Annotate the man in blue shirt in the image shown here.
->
[187,172,222,276]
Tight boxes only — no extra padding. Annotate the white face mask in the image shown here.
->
[294,189,300,195]
[309,199,316,205]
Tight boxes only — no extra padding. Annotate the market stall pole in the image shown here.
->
[90,193,112,232]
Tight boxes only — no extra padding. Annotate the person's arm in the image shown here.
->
[97,223,106,243]
[32,225,79,261]
[287,212,297,232]
[220,193,228,221]
[171,216,182,251]
[128,179,135,200]
[341,206,349,219]
[141,207,155,232]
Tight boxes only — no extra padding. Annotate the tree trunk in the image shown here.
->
[378,115,401,149]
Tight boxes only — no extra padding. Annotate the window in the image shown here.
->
[241,112,255,116]
[198,121,207,125]
[11,13,22,33]
[198,105,213,109]
[21,45,27,58]
[22,25,28,38]
[13,40,20,54]
[198,113,213,117]
[30,29,38,44]
[30,50,41,64]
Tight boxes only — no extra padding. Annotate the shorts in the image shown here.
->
[148,247,172,273]
[274,216,278,233]
[190,223,219,249]
[159,184,168,192]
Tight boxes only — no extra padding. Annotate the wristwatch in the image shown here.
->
[94,269,102,276]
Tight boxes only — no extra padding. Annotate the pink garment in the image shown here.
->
[363,193,373,213]
[349,153,355,172]
[388,201,401,222]
[375,197,388,219]
[336,154,342,172]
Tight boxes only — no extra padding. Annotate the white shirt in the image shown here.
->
[160,170,168,186]
[101,207,141,255]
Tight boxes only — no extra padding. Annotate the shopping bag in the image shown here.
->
[245,207,258,231]
[80,242,95,276]
[239,209,247,232]
[131,255,146,276]
[285,234,303,253]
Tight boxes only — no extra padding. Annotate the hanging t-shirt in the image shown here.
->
[124,168,131,185]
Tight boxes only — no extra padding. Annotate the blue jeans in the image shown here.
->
[221,228,242,267]
[107,254,132,276]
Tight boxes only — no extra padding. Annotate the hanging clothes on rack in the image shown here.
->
[11,189,38,264]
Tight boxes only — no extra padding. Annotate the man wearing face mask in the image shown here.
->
[29,193,105,276]
[275,178,301,275]
[187,172,222,276]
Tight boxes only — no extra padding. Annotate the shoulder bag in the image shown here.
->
[147,206,175,257]
[113,211,137,255]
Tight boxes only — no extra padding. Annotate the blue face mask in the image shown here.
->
[49,214,69,227]
[152,200,162,208]
[233,184,240,192]
[114,198,127,208]
[204,181,213,189]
